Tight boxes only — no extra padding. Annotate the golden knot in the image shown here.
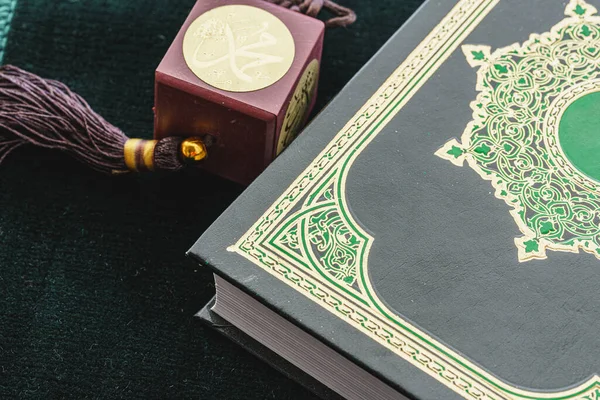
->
[180,137,207,164]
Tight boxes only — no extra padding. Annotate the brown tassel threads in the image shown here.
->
[0,65,206,174]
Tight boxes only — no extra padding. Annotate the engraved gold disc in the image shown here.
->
[277,59,319,155]
[183,5,295,93]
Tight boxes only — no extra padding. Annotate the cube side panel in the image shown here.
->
[273,25,325,157]
[154,75,274,184]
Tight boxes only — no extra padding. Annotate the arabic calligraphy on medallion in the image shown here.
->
[183,5,295,92]
[277,59,319,155]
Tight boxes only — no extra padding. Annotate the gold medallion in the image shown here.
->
[182,5,295,93]
[277,59,319,155]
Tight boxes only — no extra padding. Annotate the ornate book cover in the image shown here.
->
[190,0,600,398]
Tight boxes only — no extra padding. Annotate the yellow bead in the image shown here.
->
[180,137,207,163]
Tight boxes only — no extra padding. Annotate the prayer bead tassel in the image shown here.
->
[0,65,206,174]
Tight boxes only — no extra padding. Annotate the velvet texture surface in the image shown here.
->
[0,0,422,398]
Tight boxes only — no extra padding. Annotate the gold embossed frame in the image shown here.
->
[230,1,600,398]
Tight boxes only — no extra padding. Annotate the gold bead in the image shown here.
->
[180,137,207,163]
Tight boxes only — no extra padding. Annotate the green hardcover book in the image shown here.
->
[190,0,600,398]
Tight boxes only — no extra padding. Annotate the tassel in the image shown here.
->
[0,4,354,175]
[0,65,207,174]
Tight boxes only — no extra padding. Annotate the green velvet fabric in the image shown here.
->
[0,0,423,398]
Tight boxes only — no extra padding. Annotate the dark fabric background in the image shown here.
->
[0,0,423,398]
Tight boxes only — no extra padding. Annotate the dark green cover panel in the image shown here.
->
[191,0,600,399]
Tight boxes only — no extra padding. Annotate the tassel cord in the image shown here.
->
[264,0,356,27]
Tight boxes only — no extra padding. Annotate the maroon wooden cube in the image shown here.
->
[154,0,324,184]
